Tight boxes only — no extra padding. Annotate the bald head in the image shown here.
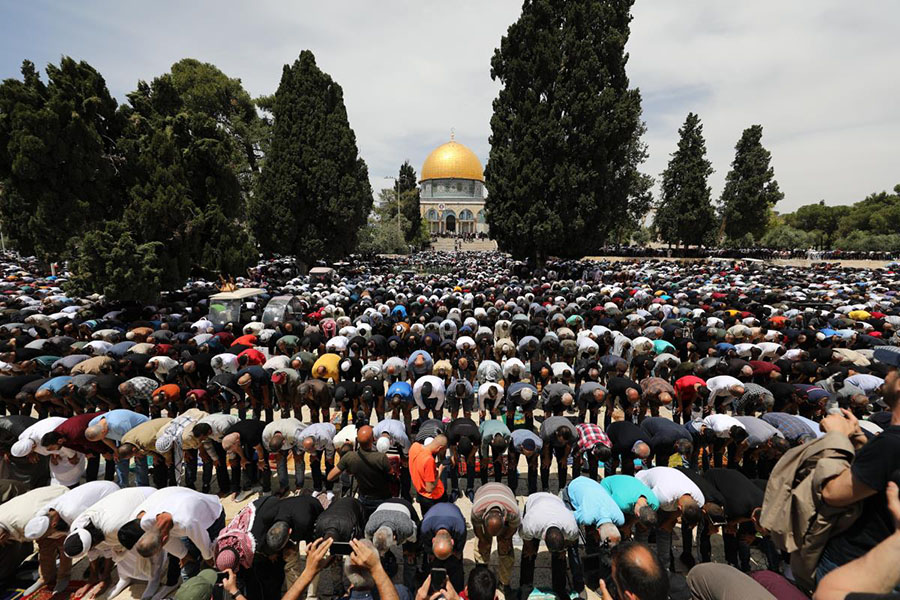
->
[429,434,448,453]
[484,509,504,537]
[633,441,651,460]
[84,421,107,442]
[357,425,374,449]
[135,529,162,558]
[613,541,668,600]
[302,437,316,452]
[432,530,454,560]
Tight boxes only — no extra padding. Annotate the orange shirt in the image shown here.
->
[153,384,180,402]
[409,442,443,499]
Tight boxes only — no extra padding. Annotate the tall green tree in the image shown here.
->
[719,125,783,241]
[166,59,268,202]
[119,68,255,283]
[396,160,423,244]
[0,58,126,261]
[66,62,257,299]
[252,50,372,264]
[485,0,650,261]
[654,113,717,247]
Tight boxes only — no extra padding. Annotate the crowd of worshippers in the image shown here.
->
[3,252,900,600]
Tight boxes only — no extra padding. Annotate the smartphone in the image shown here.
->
[430,568,447,592]
[216,571,228,584]
[330,541,353,556]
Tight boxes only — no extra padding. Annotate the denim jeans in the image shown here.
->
[115,456,149,487]
[275,449,304,492]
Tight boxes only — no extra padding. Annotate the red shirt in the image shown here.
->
[54,412,108,455]
[237,348,265,366]
[232,334,258,348]
[674,376,706,401]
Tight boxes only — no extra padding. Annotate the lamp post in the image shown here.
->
[383,175,401,242]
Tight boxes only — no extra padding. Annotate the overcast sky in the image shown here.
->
[2,1,898,212]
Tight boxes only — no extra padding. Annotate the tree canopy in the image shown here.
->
[778,185,900,250]
[252,50,372,265]
[485,0,650,261]
[719,125,783,242]
[0,58,126,261]
[654,113,716,247]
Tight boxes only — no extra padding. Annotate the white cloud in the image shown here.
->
[1,0,897,212]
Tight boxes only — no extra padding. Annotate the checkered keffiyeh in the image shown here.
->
[576,423,611,451]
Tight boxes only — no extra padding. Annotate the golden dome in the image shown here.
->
[420,140,484,183]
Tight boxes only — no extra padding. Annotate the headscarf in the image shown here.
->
[214,502,258,570]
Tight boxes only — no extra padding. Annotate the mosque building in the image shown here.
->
[419,134,488,235]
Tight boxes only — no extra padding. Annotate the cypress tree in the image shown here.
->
[719,125,783,242]
[398,160,422,244]
[253,50,372,264]
[654,113,717,247]
[485,0,650,261]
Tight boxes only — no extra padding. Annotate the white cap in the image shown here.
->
[24,516,50,540]
[11,439,34,457]
[376,437,391,453]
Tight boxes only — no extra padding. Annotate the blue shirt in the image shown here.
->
[510,428,543,452]
[566,476,624,528]
[600,474,660,513]
[386,381,413,401]
[89,409,150,441]
[421,501,467,548]
[38,376,73,395]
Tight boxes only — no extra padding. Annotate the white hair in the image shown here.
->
[372,525,395,554]
[344,539,377,589]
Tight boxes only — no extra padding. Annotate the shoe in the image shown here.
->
[234,488,259,503]
[449,489,460,503]
[201,486,210,494]
[466,489,475,503]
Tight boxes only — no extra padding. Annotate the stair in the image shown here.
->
[429,238,498,252]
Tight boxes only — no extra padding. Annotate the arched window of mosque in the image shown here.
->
[456,181,463,192]
[460,209,474,221]
[477,210,486,223]
[467,181,475,195]
[426,209,439,221]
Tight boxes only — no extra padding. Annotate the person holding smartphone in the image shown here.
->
[272,537,399,600]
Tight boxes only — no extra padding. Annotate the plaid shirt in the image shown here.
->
[760,412,815,442]
[576,423,611,452]
[732,383,774,415]
[123,376,158,406]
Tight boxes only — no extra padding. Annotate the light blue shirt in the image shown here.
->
[600,474,660,513]
[567,476,624,528]
[89,409,150,441]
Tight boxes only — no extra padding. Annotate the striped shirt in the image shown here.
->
[414,418,445,443]
[471,482,520,528]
